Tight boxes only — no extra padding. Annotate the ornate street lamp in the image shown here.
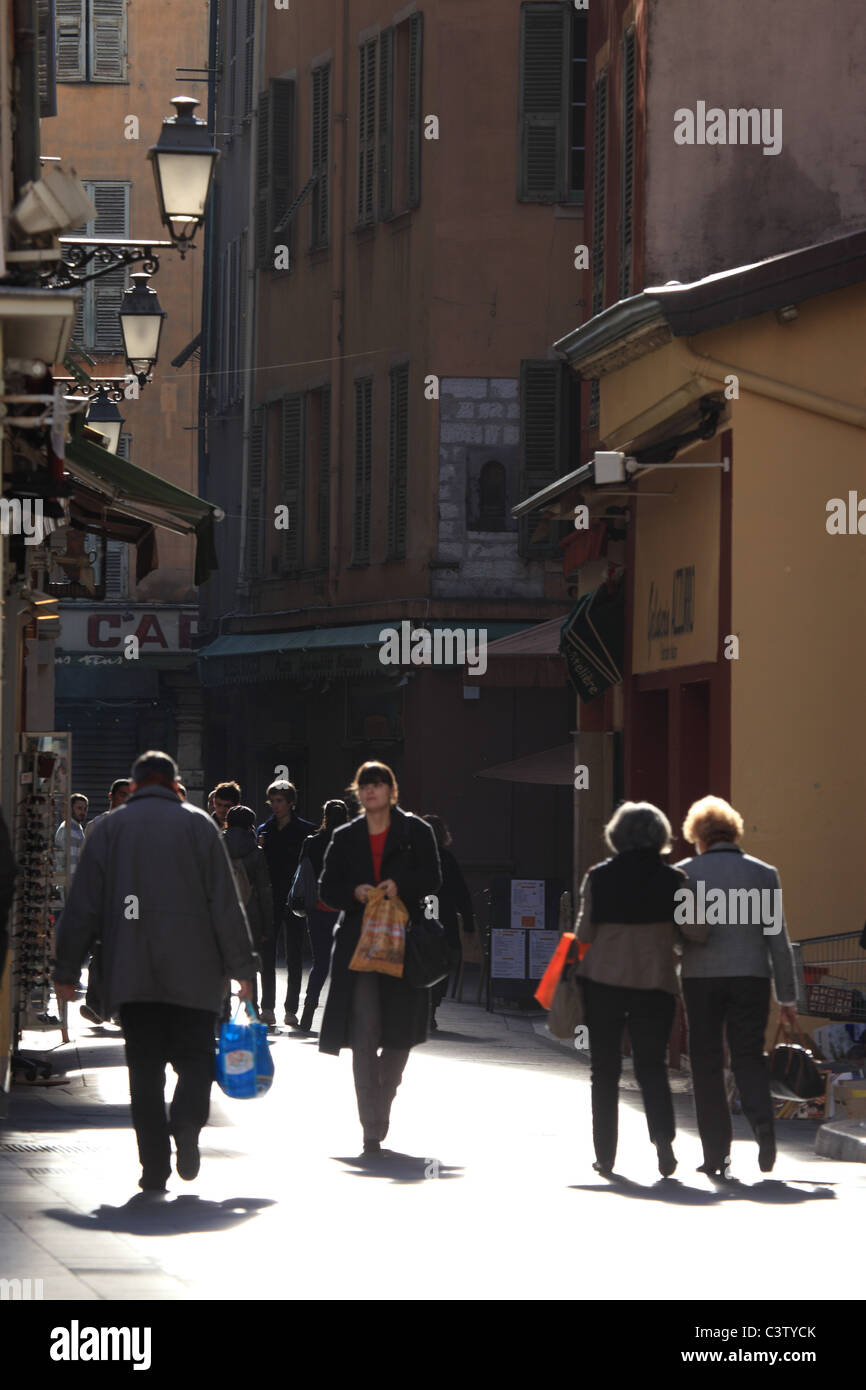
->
[86,387,125,453]
[148,96,219,253]
[119,274,166,385]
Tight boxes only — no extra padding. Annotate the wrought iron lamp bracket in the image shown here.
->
[48,238,177,288]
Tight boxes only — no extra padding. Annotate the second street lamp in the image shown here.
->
[119,273,166,385]
[148,96,219,252]
[87,388,125,453]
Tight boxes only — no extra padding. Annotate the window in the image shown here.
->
[279,393,305,573]
[37,0,57,116]
[352,378,373,564]
[479,460,507,531]
[244,406,267,581]
[619,27,636,299]
[387,364,409,559]
[517,1,586,203]
[311,64,331,249]
[518,359,581,557]
[69,181,130,352]
[256,78,296,271]
[55,0,126,83]
[373,14,424,220]
[357,40,377,226]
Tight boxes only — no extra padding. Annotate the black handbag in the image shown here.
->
[403,918,450,989]
[769,1024,825,1100]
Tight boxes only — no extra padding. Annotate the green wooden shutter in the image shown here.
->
[387,365,409,559]
[90,0,126,82]
[619,27,636,299]
[37,0,57,116]
[245,406,267,580]
[377,29,393,219]
[357,41,377,225]
[518,360,564,557]
[255,86,271,268]
[55,0,85,81]
[518,2,568,203]
[311,64,330,248]
[591,70,608,315]
[352,378,372,564]
[407,13,423,208]
[317,385,331,568]
[90,182,129,351]
[271,78,295,270]
[279,393,305,572]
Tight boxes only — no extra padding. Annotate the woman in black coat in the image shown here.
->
[318,761,441,1154]
[422,815,475,1028]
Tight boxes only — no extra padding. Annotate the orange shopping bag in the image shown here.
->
[349,887,408,978]
[534,932,590,1009]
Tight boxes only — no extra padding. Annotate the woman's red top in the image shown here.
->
[368,828,388,883]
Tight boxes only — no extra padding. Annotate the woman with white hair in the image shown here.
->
[572,801,706,1178]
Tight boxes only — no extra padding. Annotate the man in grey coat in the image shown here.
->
[677,795,798,1179]
[55,751,258,1193]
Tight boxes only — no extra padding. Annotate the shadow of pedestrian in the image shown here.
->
[569,1175,836,1205]
[43,1194,275,1236]
[332,1151,464,1184]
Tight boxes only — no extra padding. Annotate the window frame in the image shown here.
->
[55,0,127,84]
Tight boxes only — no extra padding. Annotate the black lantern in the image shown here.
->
[119,273,166,384]
[86,387,125,453]
[148,96,219,251]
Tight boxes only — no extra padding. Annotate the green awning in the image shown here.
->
[64,415,221,584]
[198,621,533,660]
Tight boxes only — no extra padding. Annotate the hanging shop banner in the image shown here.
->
[560,575,625,701]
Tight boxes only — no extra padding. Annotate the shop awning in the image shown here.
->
[198,620,534,660]
[482,615,567,657]
[475,744,575,786]
[64,416,222,583]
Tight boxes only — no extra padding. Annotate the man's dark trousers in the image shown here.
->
[682,975,773,1165]
[121,1002,216,1186]
[260,904,304,1015]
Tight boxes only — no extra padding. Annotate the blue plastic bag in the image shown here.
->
[216,1000,274,1099]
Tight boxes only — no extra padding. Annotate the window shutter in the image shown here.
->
[352,378,372,564]
[255,87,271,268]
[270,77,295,268]
[387,364,409,559]
[245,406,267,580]
[619,27,636,299]
[90,182,129,351]
[317,384,331,568]
[311,64,330,248]
[104,538,128,598]
[55,0,85,81]
[357,41,377,225]
[279,393,305,572]
[407,13,423,208]
[37,0,57,116]
[591,70,608,315]
[377,29,394,219]
[518,2,568,202]
[243,0,255,118]
[518,359,564,557]
[116,432,131,459]
[90,0,126,82]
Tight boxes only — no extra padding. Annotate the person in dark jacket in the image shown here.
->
[257,780,315,1027]
[422,814,475,1028]
[571,801,706,1179]
[293,799,349,1032]
[318,761,441,1154]
[225,805,274,1014]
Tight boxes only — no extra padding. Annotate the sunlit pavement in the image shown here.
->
[1,974,863,1301]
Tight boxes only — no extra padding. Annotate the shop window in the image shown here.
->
[346,683,404,743]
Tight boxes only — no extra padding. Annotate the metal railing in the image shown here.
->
[793,932,866,1021]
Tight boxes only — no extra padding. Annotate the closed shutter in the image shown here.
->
[619,28,636,299]
[271,78,295,269]
[58,706,141,817]
[104,539,128,597]
[279,393,305,572]
[518,2,568,202]
[243,0,255,119]
[255,86,271,267]
[377,29,393,219]
[311,64,330,248]
[357,41,377,225]
[407,13,423,208]
[245,406,267,580]
[352,378,372,564]
[37,0,57,116]
[90,182,129,351]
[591,71,608,315]
[518,360,564,557]
[55,0,85,82]
[317,384,331,568]
[90,0,126,82]
[387,365,409,559]
[226,0,238,128]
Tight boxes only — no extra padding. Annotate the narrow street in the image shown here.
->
[2,973,861,1304]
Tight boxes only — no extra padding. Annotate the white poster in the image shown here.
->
[490,928,526,979]
[529,930,559,979]
[510,878,545,930]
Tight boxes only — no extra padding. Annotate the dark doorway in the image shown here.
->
[630,687,669,810]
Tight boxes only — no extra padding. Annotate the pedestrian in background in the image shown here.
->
[422,814,475,1029]
[78,778,132,1025]
[54,751,257,1194]
[225,805,273,1013]
[257,780,315,1027]
[319,762,441,1154]
[572,801,706,1178]
[678,795,798,1178]
[293,799,349,1032]
[54,793,88,889]
[211,781,241,829]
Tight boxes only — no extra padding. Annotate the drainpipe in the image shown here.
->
[684,343,866,430]
[330,0,349,604]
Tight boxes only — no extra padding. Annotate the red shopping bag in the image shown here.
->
[535,932,590,1009]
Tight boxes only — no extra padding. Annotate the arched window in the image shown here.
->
[479,459,506,531]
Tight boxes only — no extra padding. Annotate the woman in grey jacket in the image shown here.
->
[677,796,798,1179]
